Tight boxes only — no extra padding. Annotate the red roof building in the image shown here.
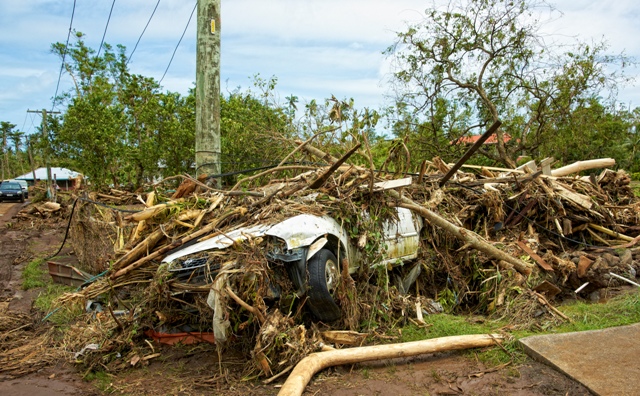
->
[452,133,513,145]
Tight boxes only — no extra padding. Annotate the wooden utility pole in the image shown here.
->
[195,0,221,182]
[27,141,37,184]
[27,109,60,196]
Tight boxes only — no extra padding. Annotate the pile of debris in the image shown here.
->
[14,140,640,380]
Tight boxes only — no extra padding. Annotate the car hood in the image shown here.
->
[161,213,349,264]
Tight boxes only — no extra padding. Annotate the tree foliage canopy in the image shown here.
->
[48,34,298,188]
[387,0,634,169]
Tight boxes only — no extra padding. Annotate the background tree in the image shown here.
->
[51,33,196,188]
[387,0,632,168]
[50,36,300,189]
[1,122,17,179]
[8,130,26,175]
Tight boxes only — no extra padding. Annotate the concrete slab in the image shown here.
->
[520,323,640,396]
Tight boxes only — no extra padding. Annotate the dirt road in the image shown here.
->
[0,202,28,304]
[0,202,98,395]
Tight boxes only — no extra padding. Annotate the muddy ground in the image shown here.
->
[0,201,593,395]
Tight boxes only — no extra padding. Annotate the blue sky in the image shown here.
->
[1,0,639,136]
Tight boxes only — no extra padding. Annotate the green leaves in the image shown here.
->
[51,34,196,188]
[387,0,636,170]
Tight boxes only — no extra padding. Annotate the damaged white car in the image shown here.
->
[161,207,423,322]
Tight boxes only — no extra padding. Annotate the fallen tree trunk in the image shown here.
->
[278,334,503,396]
[389,191,534,276]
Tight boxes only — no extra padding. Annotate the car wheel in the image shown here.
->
[20,195,25,203]
[306,248,341,322]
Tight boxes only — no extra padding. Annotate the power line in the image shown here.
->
[51,0,77,112]
[159,2,197,84]
[126,0,161,66]
[20,111,29,132]
[27,114,37,134]
[96,0,116,58]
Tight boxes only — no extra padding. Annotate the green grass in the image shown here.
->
[554,290,640,333]
[399,314,502,343]
[22,258,48,290]
[397,290,640,366]
[34,283,80,325]
[84,370,114,392]
[21,257,81,325]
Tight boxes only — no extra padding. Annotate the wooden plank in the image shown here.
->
[553,184,593,210]
[359,177,413,191]
[539,157,554,176]
[455,164,526,174]
[516,241,554,272]
[517,160,537,173]
[371,177,412,191]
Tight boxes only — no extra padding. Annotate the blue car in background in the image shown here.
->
[0,181,27,202]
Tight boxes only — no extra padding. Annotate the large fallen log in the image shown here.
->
[388,191,534,276]
[278,334,503,396]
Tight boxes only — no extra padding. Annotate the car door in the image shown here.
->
[379,207,423,266]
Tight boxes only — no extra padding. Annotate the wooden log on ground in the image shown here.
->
[278,334,503,396]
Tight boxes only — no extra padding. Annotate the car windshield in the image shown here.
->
[1,182,20,189]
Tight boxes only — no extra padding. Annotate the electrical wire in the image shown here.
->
[126,0,161,66]
[20,111,29,133]
[96,0,116,58]
[159,2,196,84]
[27,114,36,134]
[51,0,77,112]
[46,196,142,261]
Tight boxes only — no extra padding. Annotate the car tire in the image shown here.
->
[306,248,341,322]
